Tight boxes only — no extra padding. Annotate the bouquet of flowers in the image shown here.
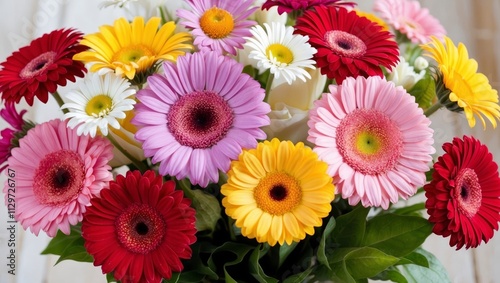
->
[2,0,500,282]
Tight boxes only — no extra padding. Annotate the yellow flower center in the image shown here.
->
[86,95,113,117]
[254,172,302,215]
[112,45,154,64]
[199,7,234,39]
[266,44,294,64]
[356,131,381,155]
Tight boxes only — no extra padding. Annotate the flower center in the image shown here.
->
[453,168,482,218]
[112,45,153,64]
[167,90,234,148]
[199,7,234,39]
[32,150,85,206]
[266,43,294,65]
[324,30,367,58]
[115,203,166,254]
[85,94,113,117]
[254,172,302,215]
[19,51,57,79]
[336,109,403,175]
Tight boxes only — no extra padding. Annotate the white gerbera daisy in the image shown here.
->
[245,22,317,84]
[62,72,136,137]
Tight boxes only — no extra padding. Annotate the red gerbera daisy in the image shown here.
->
[82,170,197,283]
[262,0,356,15]
[0,28,87,106]
[294,6,399,83]
[424,136,500,250]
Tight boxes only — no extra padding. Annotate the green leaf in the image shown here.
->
[207,242,254,282]
[317,216,336,268]
[242,64,257,78]
[397,248,451,283]
[372,268,409,283]
[278,242,298,269]
[282,268,314,283]
[167,241,218,282]
[329,247,399,280]
[189,189,221,232]
[409,74,436,109]
[55,236,93,264]
[401,250,429,268]
[391,203,426,216]
[332,206,369,247]
[362,214,433,257]
[249,245,279,283]
[41,225,82,256]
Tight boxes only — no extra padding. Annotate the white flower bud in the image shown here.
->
[414,56,429,71]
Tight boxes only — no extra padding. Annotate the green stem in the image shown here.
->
[106,133,148,173]
[52,91,68,114]
[424,101,442,117]
[264,72,275,103]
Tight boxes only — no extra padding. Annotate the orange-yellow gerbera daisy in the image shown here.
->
[221,138,335,246]
[422,36,500,128]
[73,17,192,84]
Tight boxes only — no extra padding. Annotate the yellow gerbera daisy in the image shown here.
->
[221,138,334,246]
[73,16,192,84]
[422,36,500,128]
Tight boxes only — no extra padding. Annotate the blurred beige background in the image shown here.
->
[0,0,499,282]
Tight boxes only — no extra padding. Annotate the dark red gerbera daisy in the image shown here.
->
[261,0,356,15]
[424,136,500,250]
[0,102,27,172]
[82,170,197,283]
[0,28,87,106]
[294,6,399,83]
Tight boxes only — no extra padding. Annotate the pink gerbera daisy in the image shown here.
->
[262,0,356,15]
[132,51,270,187]
[177,0,257,55]
[374,0,446,43]
[0,102,27,172]
[308,76,435,209]
[4,119,113,236]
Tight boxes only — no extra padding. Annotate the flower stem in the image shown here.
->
[52,91,69,114]
[106,133,148,173]
[424,101,442,117]
[264,72,275,103]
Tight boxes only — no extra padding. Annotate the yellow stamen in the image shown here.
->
[112,45,153,64]
[86,95,113,117]
[199,7,234,39]
[266,43,294,64]
[254,172,302,215]
[356,131,381,155]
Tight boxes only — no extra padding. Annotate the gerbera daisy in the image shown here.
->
[294,6,399,84]
[82,170,197,283]
[62,72,136,137]
[374,0,446,44]
[73,17,192,84]
[261,0,356,15]
[424,136,500,250]
[132,51,270,187]
[308,76,434,209]
[177,0,257,55]
[4,119,113,236]
[221,138,334,246]
[244,22,317,85]
[0,102,27,172]
[0,28,87,106]
[354,9,389,32]
[422,36,500,128]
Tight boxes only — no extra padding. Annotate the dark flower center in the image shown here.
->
[324,30,367,58]
[167,90,234,148]
[116,204,166,254]
[33,150,85,206]
[19,51,57,79]
[454,168,482,218]
[270,185,287,201]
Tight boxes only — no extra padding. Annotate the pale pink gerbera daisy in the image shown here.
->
[308,76,435,209]
[4,119,113,236]
[133,51,270,187]
[374,0,446,44]
[177,0,257,55]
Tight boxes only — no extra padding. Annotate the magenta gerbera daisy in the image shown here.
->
[132,51,270,187]
[424,136,500,250]
[262,0,356,15]
[308,76,434,209]
[4,119,113,236]
[374,0,446,44]
[177,0,257,55]
[294,6,399,84]
[0,102,27,172]
[82,170,197,283]
[0,28,87,106]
